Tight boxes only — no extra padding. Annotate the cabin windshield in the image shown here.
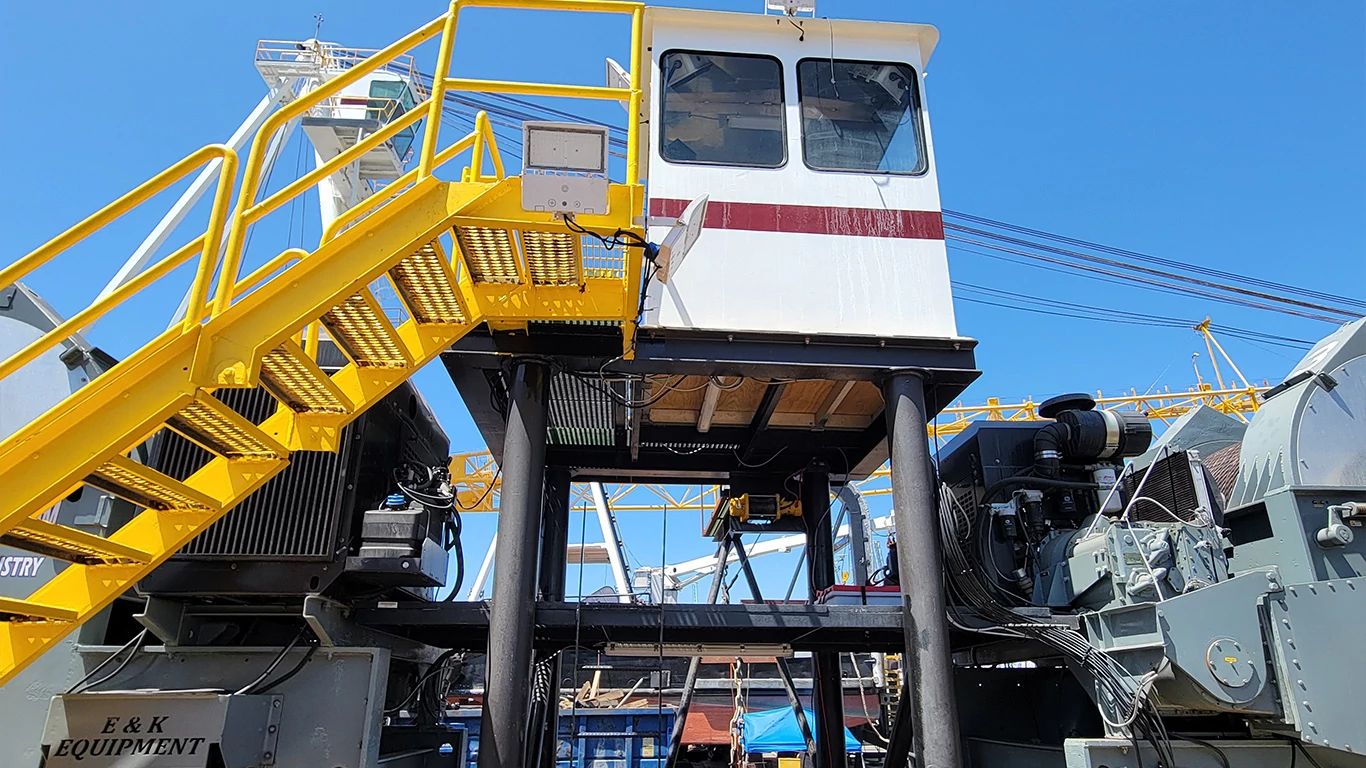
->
[659,50,786,168]
[798,59,925,175]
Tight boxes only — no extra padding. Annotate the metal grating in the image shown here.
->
[0,522,146,565]
[521,230,581,285]
[86,460,212,510]
[168,401,281,458]
[580,235,626,279]
[260,345,349,413]
[455,226,520,283]
[321,292,408,368]
[390,243,468,324]
[548,372,616,446]
[156,388,348,560]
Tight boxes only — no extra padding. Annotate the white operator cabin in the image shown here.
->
[639,8,960,341]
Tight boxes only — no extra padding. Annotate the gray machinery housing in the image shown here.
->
[937,318,1366,767]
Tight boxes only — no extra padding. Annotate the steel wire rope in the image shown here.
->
[944,243,1330,347]
[945,225,1356,321]
[943,210,1366,311]
[947,234,1342,323]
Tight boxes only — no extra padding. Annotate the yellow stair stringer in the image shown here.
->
[0,176,491,684]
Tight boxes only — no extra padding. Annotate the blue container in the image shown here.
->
[448,707,675,767]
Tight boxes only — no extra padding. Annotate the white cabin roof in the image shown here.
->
[644,7,940,66]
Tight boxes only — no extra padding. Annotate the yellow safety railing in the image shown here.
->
[321,111,505,245]
[2,0,647,383]
[423,0,646,186]
[0,145,237,380]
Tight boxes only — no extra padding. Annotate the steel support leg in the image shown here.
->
[732,532,817,761]
[883,371,962,768]
[479,359,550,768]
[530,467,571,768]
[664,536,733,768]
[804,464,845,768]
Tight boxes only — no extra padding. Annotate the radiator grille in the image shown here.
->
[152,388,349,560]
[1123,450,1205,524]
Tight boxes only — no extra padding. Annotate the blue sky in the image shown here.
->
[2,1,1363,599]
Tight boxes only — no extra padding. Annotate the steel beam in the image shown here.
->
[479,358,550,768]
[803,464,845,768]
[883,370,962,768]
[590,482,633,603]
[732,532,817,761]
[664,536,732,768]
[838,486,874,587]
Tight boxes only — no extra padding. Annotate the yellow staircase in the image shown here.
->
[0,0,646,685]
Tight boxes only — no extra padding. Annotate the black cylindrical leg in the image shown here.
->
[804,465,845,768]
[882,371,962,768]
[480,359,550,768]
[530,468,571,768]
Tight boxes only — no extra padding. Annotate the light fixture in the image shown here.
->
[764,0,816,16]
[521,121,610,215]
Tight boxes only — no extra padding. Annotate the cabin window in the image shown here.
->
[798,59,926,175]
[659,51,786,168]
[369,79,418,157]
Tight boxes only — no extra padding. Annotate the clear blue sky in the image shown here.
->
[2,1,1363,599]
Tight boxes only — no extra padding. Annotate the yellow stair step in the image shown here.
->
[0,518,152,565]
[259,339,353,414]
[454,225,521,284]
[86,454,220,511]
[521,230,581,286]
[166,396,286,459]
[389,241,469,324]
[0,596,77,623]
[321,290,412,368]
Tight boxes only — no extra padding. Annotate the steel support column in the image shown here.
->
[664,536,732,768]
[732,532,817,761]
[804,463,845,768]
[530,467,571,768]
[882,370,961,768]
[480,358,550,768]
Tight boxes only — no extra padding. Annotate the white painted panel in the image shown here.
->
[639,8,962,340]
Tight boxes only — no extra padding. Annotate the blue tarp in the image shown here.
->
[738,707,860,754]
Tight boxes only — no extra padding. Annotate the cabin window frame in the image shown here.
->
[796,57,929,177]
[657,48,789,170]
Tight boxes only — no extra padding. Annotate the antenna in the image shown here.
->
[655,195,709,284]
[313,13,325,39]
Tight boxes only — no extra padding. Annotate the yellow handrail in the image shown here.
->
[3,0,648,384]
[0,235,207,381]
[322,131,482,245]
[0,144,237,377]
[215,13,449,317]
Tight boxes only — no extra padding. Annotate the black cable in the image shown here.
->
[254,643,318,694]
[444,507,465,601]
[981,475,1101,504]
[68,629,149,694]
[385,648,461,716]
[1171,733,1231,768]
[234,627,309,695]
[1291,740,1326,768]
[456,466,501,511]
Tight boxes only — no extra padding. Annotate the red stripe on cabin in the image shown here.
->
[649,198,944,240]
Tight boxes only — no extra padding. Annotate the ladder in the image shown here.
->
[0,0,647,685]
